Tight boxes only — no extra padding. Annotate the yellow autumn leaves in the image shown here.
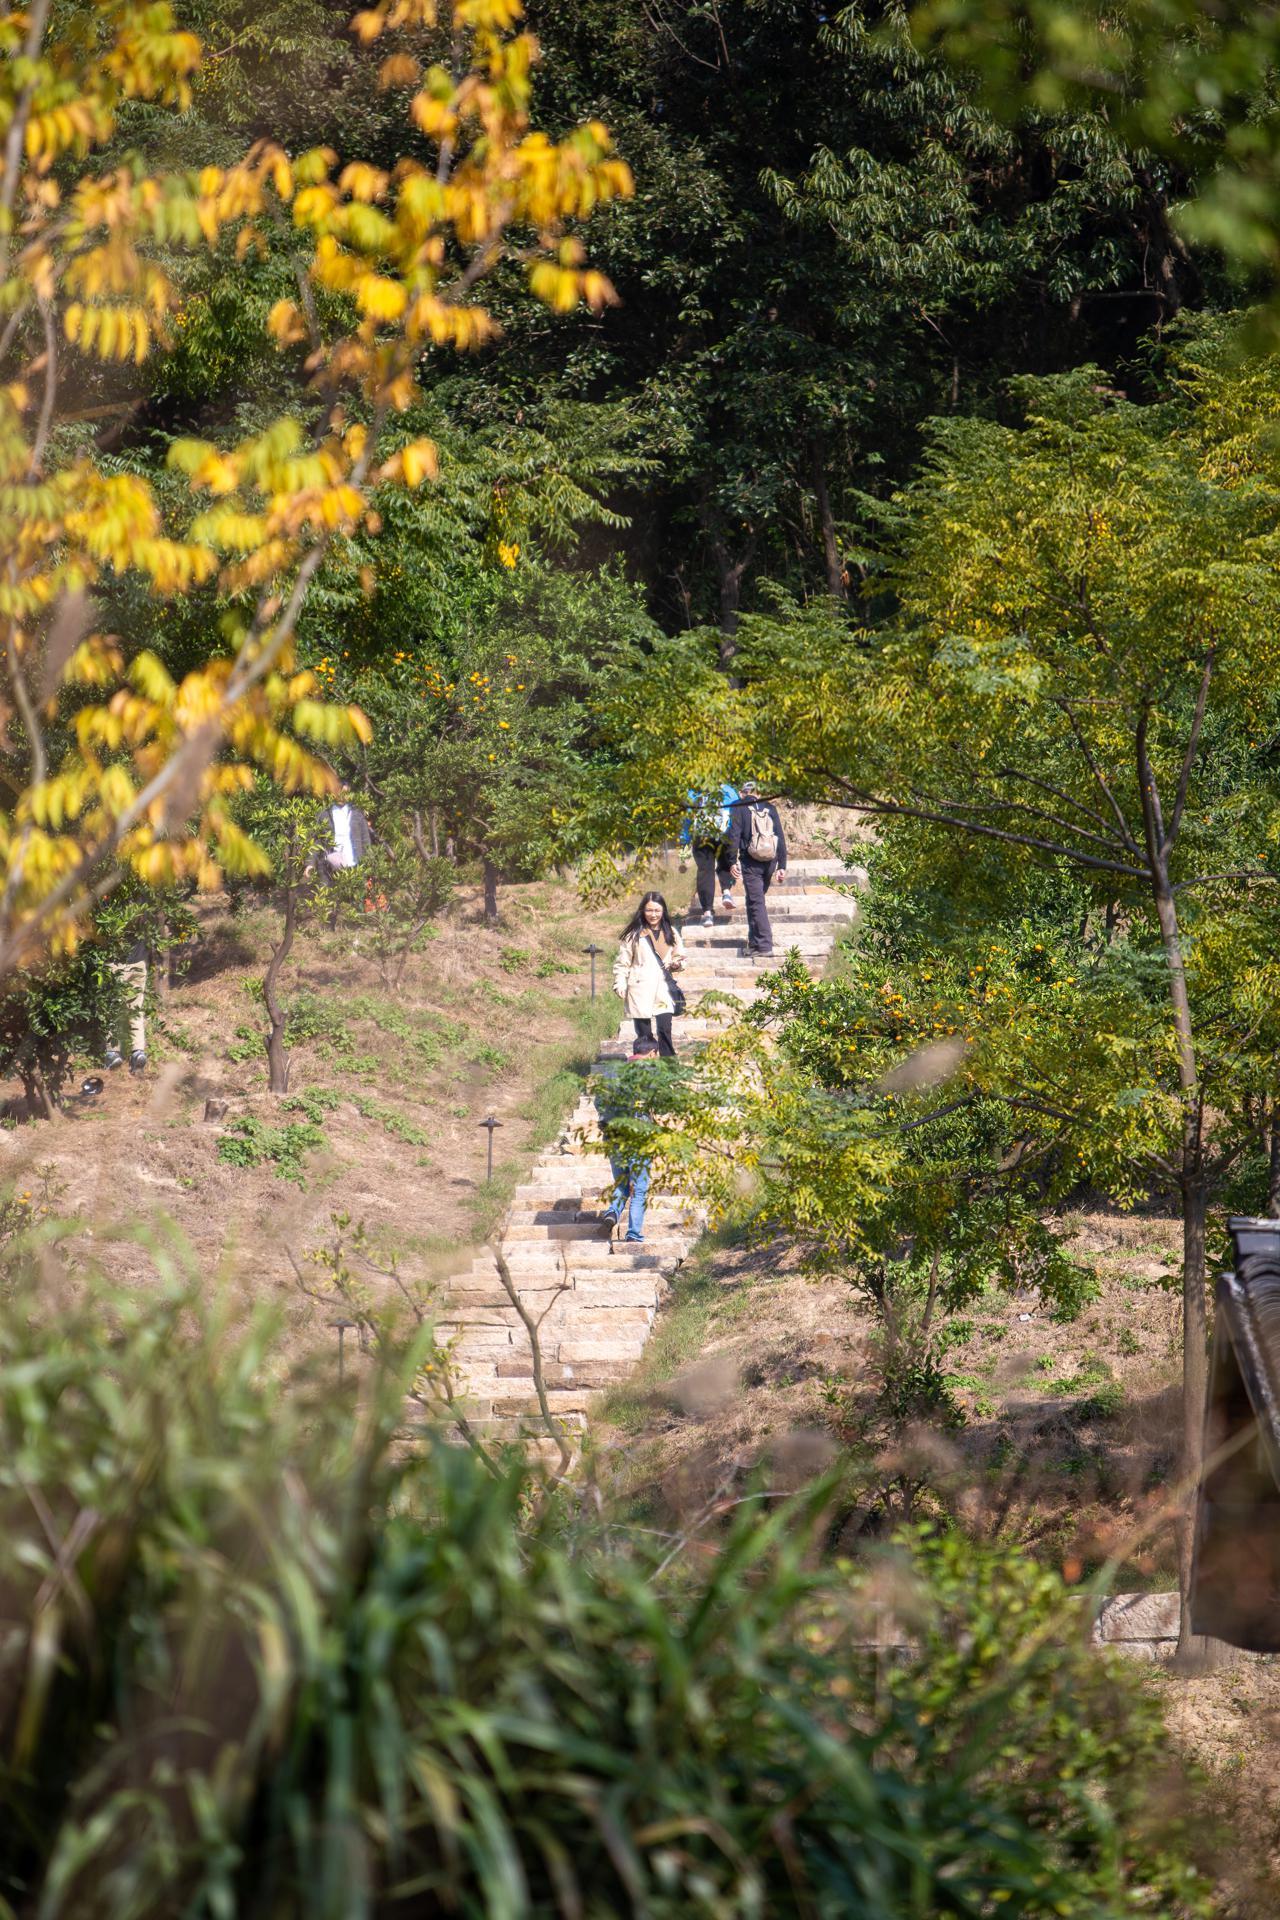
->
[0,0,630,963]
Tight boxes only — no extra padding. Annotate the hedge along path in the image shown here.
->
[438,859,862,1456]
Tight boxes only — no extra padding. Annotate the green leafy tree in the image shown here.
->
[350,562,656,921]
[588,321,1280,1648]
[232,786,330,1091]
[452,0,1205,633]
[916,0,1280,291]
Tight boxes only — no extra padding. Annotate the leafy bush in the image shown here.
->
[468,1039,511,1071]
[341,994,467,1069]
[282,1087,343,1124]
[327,837,454,987]
[216,1113,326,1183]
[350,1091,430,1146]
[225,1021,263,1063]
[0,1279,1212,1919]
[284,992,350,1052]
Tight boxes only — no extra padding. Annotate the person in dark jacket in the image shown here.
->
[725,781,788,958]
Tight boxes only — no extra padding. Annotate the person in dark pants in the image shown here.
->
[725,781,788,957]
[680,784,739,926]
[612,892,685,1057]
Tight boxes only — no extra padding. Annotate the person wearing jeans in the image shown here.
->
[605,1156,651,1242]
[725,781,788,957]
[598,1035,661,1242]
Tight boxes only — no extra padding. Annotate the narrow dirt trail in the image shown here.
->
[442,860,861,1443]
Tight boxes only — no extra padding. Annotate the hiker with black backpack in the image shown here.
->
[726,781,788,959]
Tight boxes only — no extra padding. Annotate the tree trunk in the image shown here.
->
[1268,1110,1280,1217]
[482,858,499,927]
[702,508,755,671]
[1175,1170,1217,1664]
[263,885,297,1094]
[716,557,747,666]
[809,440,846,601]
[1136,727,1213,1659]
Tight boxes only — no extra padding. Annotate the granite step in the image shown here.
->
[438,861,852,1453]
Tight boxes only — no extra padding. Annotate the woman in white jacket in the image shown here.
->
[612,891,686,1057]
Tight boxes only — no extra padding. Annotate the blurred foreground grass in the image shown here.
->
[0,1255,1213,1918]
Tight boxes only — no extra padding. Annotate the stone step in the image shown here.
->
[477,1268,672,1293]
[453,1276,666,1311]
[491,1355,636,1388]
[483,1236,675,1267]
[505,1204,699,1226]
[489,1387,615,1418]
[502,1219,695,1245]
[445,1310,656,1353]
[438,1414,588,1442]
[785,858,868,879]
[441,870,849,1450]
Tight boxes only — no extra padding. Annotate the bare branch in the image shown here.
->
[991,764,1115,834]
[0,0,52,263]
[29,296,56,474]
[894,1094,981,1133]
[490,1242,574,1485]
[956,788,1131,855]
[1135,705,1166,866]
[1052,699,1143,855]
[820,773,1146,878]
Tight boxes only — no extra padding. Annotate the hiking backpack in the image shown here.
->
[746,803,778,862]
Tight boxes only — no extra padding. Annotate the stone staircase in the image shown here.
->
[438,858,862,1447]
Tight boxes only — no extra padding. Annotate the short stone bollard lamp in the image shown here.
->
[1189,1214,1280,1650]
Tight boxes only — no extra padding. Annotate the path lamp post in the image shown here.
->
[585,943,601,1000]
[480,1112,503,1182]
[332,1317,357,1386]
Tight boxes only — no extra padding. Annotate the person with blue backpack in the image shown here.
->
[680,782,739,927]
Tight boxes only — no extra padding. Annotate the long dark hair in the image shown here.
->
[622,891,675,944]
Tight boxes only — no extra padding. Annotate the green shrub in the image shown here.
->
[0,1280,1212,1920]
[349,1091,430,1146]
[468,1039,511,1071]
[285,992,350,1052]
[282,1087,342,1124]
[225,1021,262,1063]
[216,1113,326,1183]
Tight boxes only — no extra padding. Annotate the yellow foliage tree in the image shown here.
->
[0,0,630,967]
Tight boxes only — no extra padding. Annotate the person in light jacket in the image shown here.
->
[318,790,372,873]
[612,891,685,1057]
